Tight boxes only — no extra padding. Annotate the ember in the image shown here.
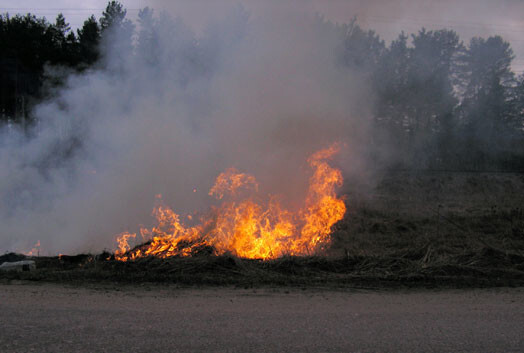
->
[115,144,346,261]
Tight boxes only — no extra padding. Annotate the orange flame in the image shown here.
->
[114,145,346,261]
[24,240,41,257]
[208,168,259,200]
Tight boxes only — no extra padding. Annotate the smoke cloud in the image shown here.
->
[152,0,524,71]
[0,3,372,255]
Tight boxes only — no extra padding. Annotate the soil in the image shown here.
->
[1,282,523,352]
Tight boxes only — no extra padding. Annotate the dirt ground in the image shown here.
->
[1,282,523,353]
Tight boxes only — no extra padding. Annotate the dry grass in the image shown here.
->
[1,246,523,288]
[2,171,524,288]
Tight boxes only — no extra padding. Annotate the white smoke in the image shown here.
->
[0,3,372,255]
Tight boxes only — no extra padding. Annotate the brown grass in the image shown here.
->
[2,171,524,288]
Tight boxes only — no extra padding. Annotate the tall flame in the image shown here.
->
[115,144,345,261]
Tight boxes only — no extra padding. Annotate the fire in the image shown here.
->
[24,240,41,257]
[208,168,259,200]
[114,145,346,261]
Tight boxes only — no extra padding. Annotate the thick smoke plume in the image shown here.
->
[0,4,371,255]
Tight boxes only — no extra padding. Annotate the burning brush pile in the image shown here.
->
[114,145,346,262]
[4,145,524,288]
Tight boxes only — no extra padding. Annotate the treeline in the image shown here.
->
[1,2,523,170]
[339,22,524,170]
[0,1,133,123]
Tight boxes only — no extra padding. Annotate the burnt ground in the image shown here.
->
[1,171,524,288]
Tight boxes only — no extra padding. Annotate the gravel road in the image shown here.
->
[1,283,523,352]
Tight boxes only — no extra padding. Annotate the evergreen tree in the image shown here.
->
[136,7,157,65]
[407,29,464,167]
[459,36,515,168]
[49,13,78,66]
[77,15,101,68]
[0,13,51,122]
[374,33,410,141]
[340,18,385,75]
[99,1,135,70]
[513,75,524,129]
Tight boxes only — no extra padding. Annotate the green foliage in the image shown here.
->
[100,0,128,31]
[366,27,523,170]
[77,15,101,68]
[0,13,64,121]
[0,1,127,123]
[98,1,135,71]
[340,18,386,74]
[0,4,523,170]
[455,36,519,169]
[461,36,515,132]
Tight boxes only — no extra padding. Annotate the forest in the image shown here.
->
[1,1,524,171]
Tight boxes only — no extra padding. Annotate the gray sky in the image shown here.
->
[1,0,523,73]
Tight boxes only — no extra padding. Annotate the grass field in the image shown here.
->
[2,172,524,288]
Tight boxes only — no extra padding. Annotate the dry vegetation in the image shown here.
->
[336,171,524,256]
[2,172,524,288]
